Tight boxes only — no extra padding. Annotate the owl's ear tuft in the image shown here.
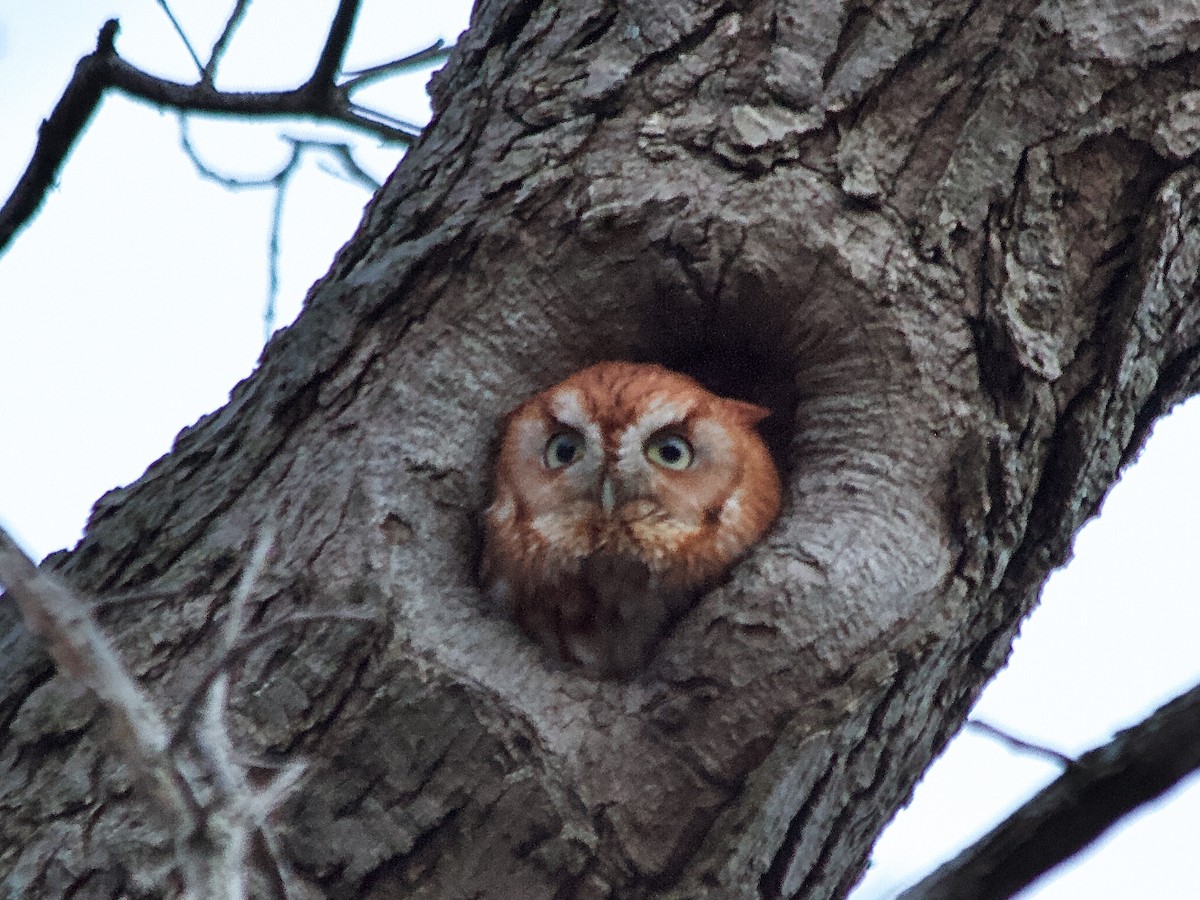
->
[724,399,772,427]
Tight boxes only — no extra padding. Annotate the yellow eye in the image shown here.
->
[645,434,693,470]
[544,431,584,469]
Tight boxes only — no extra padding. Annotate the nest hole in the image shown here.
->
[607,275,850,476]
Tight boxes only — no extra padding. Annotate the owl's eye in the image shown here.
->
[544,431,584,469]
[644,434,693,470]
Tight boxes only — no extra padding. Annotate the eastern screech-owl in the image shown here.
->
[481,361,781,674]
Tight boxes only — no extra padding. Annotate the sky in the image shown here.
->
[1,3,1198,897]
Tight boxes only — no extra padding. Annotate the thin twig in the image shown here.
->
[347,102,423,135]
[265,164,290,338]
[94,585,214,609]
[311,142,381,192]
[0,525,203,881]
[179,118,281,189]
[341,39,450,91]
[169,611,378,753]
[1,14,441,257]
[258,783,306,900]
[224,526,275,651]
[178,121,388,335]
[967,719,1076,768]
[155,0,205,76]
[205,0,254,86]
[0,524,334,897]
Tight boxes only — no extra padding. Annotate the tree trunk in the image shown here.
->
[4,1,1200,897]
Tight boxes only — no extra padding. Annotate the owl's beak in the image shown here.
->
[600,474,616,515]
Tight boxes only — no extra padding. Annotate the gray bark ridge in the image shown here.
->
[5,1,1200,898]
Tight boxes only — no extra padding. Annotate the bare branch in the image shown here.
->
[0,21,118,256]
[205,0,254,86]
[967,719,1077,769]
[0,13,440,257]
[0,525,203,885]
[898,681,1200,900]
[98,52,423,138]
[307,0,363,94]
[170,610,378,754]
[156,0,205,76]
[341,39,451,91]
[314,142,382,192]
[0,524,330,898]
[179,118,280,189]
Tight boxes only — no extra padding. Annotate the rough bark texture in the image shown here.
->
[4,0,1200,897]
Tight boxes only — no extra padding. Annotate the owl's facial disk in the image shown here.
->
[520,389,733,527]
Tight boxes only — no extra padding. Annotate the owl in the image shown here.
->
[481,361,781,675]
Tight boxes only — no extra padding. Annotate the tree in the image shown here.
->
[3,0,1200,897]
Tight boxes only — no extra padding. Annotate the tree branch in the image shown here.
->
[98,46,423,137]
[155,0,205,76]
[205,0,253,86]
[341,39,449,91]
[0,525,329,899]
[178,118,379,336]
[0,14,450,257]
[0,524,205,890]
[306,0,362,95]
[898,682,1200,900]
[967,719,1077,769]
[0,21,118,258]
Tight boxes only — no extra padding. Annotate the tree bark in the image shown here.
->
[4,0,1200,897]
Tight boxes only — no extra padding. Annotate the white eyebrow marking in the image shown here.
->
[550,390,590,430]
[617,395,692,466]
[634,395,692,435]
[548,389,604,460]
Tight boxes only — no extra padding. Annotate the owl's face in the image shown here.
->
[482,361,781,673]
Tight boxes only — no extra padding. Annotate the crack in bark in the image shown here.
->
[756,742,839,898]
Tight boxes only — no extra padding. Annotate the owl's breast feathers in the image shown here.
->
[487,489,737,591]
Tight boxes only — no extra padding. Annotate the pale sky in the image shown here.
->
[1,3,1198,897]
